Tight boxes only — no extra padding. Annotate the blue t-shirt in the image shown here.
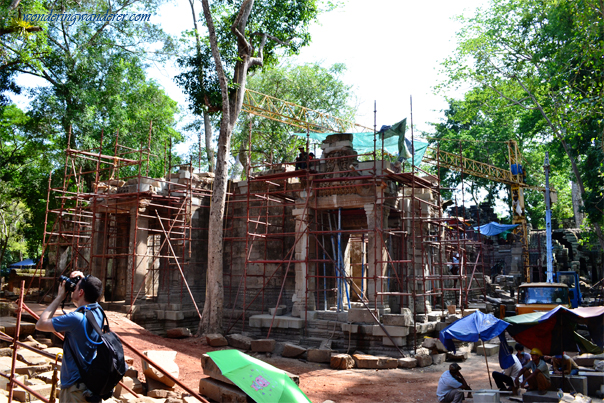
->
[52,303,104,388]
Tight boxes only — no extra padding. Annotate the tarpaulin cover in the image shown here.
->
[439,311,510,353]
[293,130,429,166]
[474,222,519,236]
[505,306,604,355]
[8,259,36,268]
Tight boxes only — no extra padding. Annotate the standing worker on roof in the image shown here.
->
[514,348,551,395]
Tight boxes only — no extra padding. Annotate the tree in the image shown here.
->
[232,62,355,174]
[430,94,575,228]
[440,0,604,249]
[196,0,325,334]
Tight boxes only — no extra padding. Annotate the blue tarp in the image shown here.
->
[8,259,36,268]
[474,222,518,237]
[440,311,515,369]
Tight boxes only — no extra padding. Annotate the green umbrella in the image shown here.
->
[207,349,311,403]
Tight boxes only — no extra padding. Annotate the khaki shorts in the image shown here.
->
[59,382,88,403]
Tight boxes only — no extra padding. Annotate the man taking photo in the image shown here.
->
[36,271,104,402]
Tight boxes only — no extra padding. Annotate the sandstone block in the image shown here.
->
[201,354,233,385]
[307,349,332,363]
[166,328,192,339]
[17,350,49,366]
[251,339,276,353]
[431,353,446,365]
[372,325,409,337]
[421,337,448,353]
[383,310,414,327]
[347,308,378,324]
[352,354,398,369]
[398,357,417,369]
[475,343,499,356]
[205,334,228,347]
[330,354,355,370]
[446,351,468,362]
[199,378,247,403]
[415,354,433,367]
[114,376,134,398]
[142,350,179,387]
[226,334,252,350]
[282,343,306,358]
[382,337,405,347]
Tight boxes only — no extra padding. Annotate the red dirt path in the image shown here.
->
[106,311,501,403]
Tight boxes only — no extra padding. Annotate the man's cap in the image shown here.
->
[530,348,543,356]
[449,363,461,372]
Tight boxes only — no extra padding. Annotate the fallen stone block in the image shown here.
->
[17,350,49,366]
[0,375,25,390]
[421,337,448,353]
[398,357,417,369]
[199,378,248,403]
[124,366,138,379]
[142,350,179,387]
[550,374,587,396]
[0,356,36,375]
[41,347,63,358]
[146,376,176,398]
[352,354,398,369]
[166,328,192,339]
[330,354,355,370]
[574,353,604,367]
[226,334,252,350]
[0,348,12,357]
[206,333,228,347]
[13,384,52,401]
[307,349,332,363]
[24,336,47,350]
[446,351,468,362]
[251,339,276,353]
[578,371,604,396]
[521,390,560,402]
[268,307,284,316]
[281,343,306,358]
[475,343,499,356]
[114,376,135,398]
[124,356,135,366]
[431,353,446,365]
[0,318,35,337]
[201,354,233,385]
[415,354,432,367]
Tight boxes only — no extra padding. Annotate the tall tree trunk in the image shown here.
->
[188,0,215,173]
[203,110,214,172]
[197,0,256,335]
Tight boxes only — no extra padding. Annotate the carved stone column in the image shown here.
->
[126,209,148,303]
[291,206,316,317]
[364,204,390,313]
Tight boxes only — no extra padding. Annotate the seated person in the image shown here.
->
[551,354,579,375]
[514,348,551,395]
[492,353,522,393]
[437,363,471,403]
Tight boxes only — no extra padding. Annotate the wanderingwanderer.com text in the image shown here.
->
[23,9,151,26]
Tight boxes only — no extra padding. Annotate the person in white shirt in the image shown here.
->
[437,363,471,403]
[492,354,522,393]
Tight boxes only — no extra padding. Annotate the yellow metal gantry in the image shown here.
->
[242,89,541,280]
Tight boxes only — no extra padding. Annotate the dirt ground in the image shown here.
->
[104,311,604,403]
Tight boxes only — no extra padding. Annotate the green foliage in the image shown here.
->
[438,0,604,234]
[232,62,356,174]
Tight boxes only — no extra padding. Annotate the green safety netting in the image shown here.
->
[293,131,429,167]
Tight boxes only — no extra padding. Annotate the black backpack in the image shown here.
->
[66,308,128,402]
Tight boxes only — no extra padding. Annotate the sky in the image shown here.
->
[150,0,487,137]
